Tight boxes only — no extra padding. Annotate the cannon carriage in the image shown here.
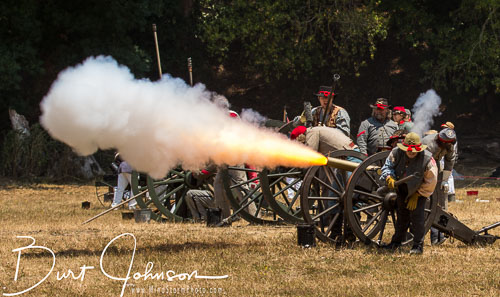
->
[120,119,303,224]
[100,117,498,247]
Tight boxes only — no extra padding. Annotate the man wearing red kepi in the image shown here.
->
[357,98,398,155]
[422,126,457,244]
[440,122,458,203]
[393,106,413,134]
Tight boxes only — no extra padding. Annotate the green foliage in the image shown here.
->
[0,0,204,140]
[378,0,500,94]
[198,0,389,80]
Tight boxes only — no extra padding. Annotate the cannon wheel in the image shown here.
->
[131,169,211,222]
[220,166,283,225]
[130,171,163,222]
[259,167,307,224]
[299,150,366,244]
[218,119,291,225]
[344,151,438,245]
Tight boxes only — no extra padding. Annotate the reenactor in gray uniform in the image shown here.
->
[380,132,438,254]
[293,86,351,137]
[310,86,350,137]
[305,126,358,155]
[440,122,458,202]
[392,106,414,133]
[422,127,457,244]
[357,98,398,155]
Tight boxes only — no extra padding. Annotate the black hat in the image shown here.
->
[369,98,391,110]
[313,86,335,97]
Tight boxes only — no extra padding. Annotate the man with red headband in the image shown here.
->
[293,86,350,137]
[310,86,350,136]
[357,98,398,155]
[380,132,438,254]
[422,127,457,244]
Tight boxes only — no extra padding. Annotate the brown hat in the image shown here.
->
[397,132,428,152]
[441,121,455,130]
[370,98,391,110]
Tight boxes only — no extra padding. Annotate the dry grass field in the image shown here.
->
[0,180,499,297]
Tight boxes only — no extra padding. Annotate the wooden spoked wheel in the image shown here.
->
[299,150,366,244]
[258,167,306,224]
[131,169,212,222]
[343,151,438,245]
[220,165,283,224]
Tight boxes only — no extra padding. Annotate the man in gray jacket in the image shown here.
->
[357,98,398,155]
[422,127,457,244]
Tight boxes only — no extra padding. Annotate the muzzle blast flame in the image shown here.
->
[40,56,326,178]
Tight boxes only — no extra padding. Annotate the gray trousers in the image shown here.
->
[112,172,137,207]
[185,189,215,221]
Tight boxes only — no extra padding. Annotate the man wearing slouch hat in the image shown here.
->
[380,132,438,254]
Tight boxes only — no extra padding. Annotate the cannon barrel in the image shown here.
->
[326,157,379,172]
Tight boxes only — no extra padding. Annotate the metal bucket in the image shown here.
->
[81,201,91,209]
[206,208,222,227]
[297,223,316,247]
[122,211,134,220]
[134,209,152,223]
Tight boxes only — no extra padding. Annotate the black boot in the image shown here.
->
[381,242,401,251]
[409,243,423,255]
[434,233,447,245]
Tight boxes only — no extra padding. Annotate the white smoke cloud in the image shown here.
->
[240,108,268,126]
[40,56,323,178]
[410,89,442,137]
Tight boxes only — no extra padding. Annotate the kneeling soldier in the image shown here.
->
[380,132,438,254]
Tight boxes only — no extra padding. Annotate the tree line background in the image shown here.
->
[1,0,499,179]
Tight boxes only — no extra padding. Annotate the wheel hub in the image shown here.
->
[382,192,397,210]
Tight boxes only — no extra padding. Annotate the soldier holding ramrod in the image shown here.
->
[292,75,351,138]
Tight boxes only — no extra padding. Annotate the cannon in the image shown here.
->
[126,119,300,224]
[114,113,497,246]
[298,150,500,246]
